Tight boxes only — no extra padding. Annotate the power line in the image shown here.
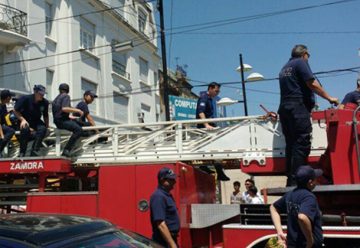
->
[21,0,158,29]
[4,0,358,68]
[178,30,360,36]
[0,30,158,79]
[0,25,157,67]
[166,0,359,35]
[32,64,359,105]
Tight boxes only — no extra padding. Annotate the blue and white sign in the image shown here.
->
[169,95,197,120]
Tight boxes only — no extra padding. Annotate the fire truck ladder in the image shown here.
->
[3,115,327,165]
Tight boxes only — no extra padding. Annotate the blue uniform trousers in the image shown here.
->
[54,119,83,152]
[278,100,312,186]
[19,122,47,156]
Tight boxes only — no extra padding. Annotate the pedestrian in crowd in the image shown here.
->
[242,178,263,204]
[196,82,229,181]
[278,44,339,186]
[14,85,49,157]
[247,186,264,204]
[338,78,360,110]
[52,83,84,157]
[270,165,324,248]
[230,181,242,204]
[150,167,180,248]
[0,90,16,158]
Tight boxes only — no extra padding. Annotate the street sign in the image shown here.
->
[169,95,197,120]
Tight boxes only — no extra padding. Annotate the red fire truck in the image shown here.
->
[1,108,360,247]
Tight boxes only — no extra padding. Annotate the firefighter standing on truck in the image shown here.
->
[0,90,15,158]
[278,44,338,186]
[195,82,230,181]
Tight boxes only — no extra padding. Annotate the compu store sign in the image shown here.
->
[169,95,197,120]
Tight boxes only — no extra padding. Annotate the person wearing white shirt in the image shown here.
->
[242,178,264,204]
[230,181,242,204]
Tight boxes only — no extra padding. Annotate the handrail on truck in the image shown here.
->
[352,105,360,175]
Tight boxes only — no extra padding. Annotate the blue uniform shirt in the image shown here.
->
[75,101,89,123]
[196,93,215,119]
[14,94,49,127]
[52,93,71,120]
[273,188,323,248]
[279,58,315,109]
[150,186,180,238]
[341,90,360,106]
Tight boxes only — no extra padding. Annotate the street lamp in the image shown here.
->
[217,97,243,107]
[236,54,264,116]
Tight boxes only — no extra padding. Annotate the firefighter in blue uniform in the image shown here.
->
[150,167,180,248]
[338,78,360,109]
[14,85,49,157]
[196,82,220,129]
[278,45,338,186]
[270,165,324,248]
[196,82,230,181]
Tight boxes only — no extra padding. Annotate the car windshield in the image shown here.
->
[62,229,163,248]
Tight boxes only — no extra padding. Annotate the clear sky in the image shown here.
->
[160,0,360,116]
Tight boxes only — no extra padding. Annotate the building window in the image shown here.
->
[112,40,129,79]
[153,71,158,87]
[138,9,146,34]
[80,17,95,51]
[46,69,54,99]
[45,2,53,36]
[141,103,151,123]
[114,92,128,123]
[81,78,97,114]
[139,57,148,83]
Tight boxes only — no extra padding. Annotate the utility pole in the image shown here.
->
[158,0,170,121]
[239,54,248,116]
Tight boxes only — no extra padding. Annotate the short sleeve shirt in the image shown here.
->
[14,94,49,126]
[0,104,7,125]
[341,90,360,106]
[196,93,214,119]
[150,186,180,236]
[52,93,71,120]
[75,101,89,123]
[273,188,323,247]
[230,191,242,204]
[279,58,315,105]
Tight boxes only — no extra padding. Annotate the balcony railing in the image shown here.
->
[0,3,27,36]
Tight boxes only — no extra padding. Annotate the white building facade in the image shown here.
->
[0,0,161,124]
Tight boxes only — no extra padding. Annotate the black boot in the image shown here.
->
[30,138,43,157]
[61,149,71,157]
[19,127,30,157]
[214,163,230,181]
[199,165,215,174]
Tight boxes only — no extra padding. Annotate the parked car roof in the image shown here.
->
[0,213,161,247]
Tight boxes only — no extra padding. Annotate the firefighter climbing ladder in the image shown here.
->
[3,115,328,166]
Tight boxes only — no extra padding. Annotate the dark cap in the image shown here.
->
[59,83,70,92]
[84,90,98,98]
[157,167,177,181]
[33,84,46,96]
[295,165,323,185]
[0,90,15,99]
